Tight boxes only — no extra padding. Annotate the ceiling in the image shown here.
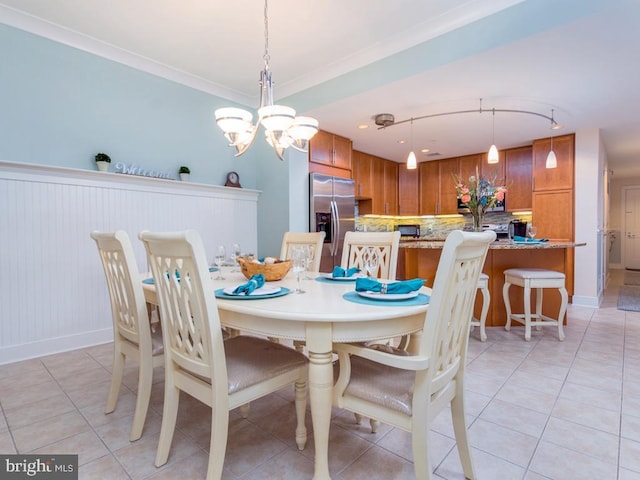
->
[2,0,640,177]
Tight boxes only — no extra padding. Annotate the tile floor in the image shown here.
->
[1,270,640,479]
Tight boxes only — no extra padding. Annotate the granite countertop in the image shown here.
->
[400,239,586,249]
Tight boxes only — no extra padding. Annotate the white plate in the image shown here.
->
[223,285,281,296]
[322,272,365,281]
[356,291,419,301]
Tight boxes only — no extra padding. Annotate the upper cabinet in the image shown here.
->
[419,157,459,215]
[532,134,574,191]
[505,146,533,211]
[352,150,373,199]
[309,129,352,172]
[398,165,419,216]
[354,150,398,215]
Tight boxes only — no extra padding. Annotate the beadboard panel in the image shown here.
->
[0,161,260,364]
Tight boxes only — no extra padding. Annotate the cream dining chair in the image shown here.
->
[333,230,496,480]
[90,230,164,442]
[340,231,401,279]
[280,231,326,272]
[139,229,308,480]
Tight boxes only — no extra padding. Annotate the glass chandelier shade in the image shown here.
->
[406,151,417,170]
[213,0,318,161]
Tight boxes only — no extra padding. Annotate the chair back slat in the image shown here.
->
[341,231,401,280]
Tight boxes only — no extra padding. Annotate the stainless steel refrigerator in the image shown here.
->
[309,173,355,272]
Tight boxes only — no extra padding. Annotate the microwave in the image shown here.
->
[397,224,420,238]
[457,197,505,213]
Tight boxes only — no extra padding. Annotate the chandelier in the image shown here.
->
[214,0,319,161]
[375,99,562,169]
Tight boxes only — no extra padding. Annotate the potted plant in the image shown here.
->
[95,152,111,172]
[179,166,191,181]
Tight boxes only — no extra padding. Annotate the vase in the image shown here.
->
[179,173,190,181]
[472,212,484,232]
[96,161,109,172]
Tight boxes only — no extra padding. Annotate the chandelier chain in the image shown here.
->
[263,0,270,66]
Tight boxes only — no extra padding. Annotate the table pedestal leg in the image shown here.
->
[306,325,333,480]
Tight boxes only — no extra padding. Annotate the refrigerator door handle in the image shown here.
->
[330,200,339,257]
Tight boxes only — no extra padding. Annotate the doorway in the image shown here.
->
[623,186,640,269]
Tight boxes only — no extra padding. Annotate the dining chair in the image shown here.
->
[280,231,326,272]
[90,230,164,442]
[139,229,308,480]
[333,230,496,480]
[340,231,401,280]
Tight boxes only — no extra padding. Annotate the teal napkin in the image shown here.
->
[232,274,265,295]
[355,278,424,294]
[513,235,548,243]
[332,266,361,278]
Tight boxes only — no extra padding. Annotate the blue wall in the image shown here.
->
[0,24,295,256]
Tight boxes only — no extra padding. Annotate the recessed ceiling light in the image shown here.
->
[397,139,406,144]
[357,124,369,129]
[420,148,430,153]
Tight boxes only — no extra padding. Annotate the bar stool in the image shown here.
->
[503,268,567,341]
[470,273,490,342]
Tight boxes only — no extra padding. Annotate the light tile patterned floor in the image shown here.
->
[1,270,640,479]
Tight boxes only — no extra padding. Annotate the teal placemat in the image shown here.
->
[343,291,429,306]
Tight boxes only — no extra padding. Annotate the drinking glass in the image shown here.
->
[230,243,241,272]
[303,245,314,280]
[214,245,226,280]
[527,225,537,241]
[363,247,379,278]
[291,246,306,293]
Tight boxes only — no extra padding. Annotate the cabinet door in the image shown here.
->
[480,151,505,181]
[419,161,439,214]
[532,189,573,241]
[458,154,480,184]
[352,150,372,199]
[438,158,460,214]
[333,133,353,171]
[505,146,532,211]
[398,165,419,216]
[383,160,398,215]
[532,134,574,191]
[371,156,385,214]
[309,130,334,167]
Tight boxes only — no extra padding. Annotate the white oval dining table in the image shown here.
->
[142,270,430,480]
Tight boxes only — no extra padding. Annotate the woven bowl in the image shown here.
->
[236,257,292,281]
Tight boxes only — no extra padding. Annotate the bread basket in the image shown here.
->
[236,257,292,281]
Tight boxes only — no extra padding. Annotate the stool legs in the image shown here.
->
[477,284,490,342]
[503,281,513,332]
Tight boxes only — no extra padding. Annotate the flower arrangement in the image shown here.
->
[454,167,507,231]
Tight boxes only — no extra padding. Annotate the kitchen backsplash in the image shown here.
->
[355,212,533,239]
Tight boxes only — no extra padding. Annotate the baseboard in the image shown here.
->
[571,295,600,308]
[0,328,113,366]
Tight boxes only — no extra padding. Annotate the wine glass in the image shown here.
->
[527,225,537,241]
[291,246,306,294]
[303,245,314,280]
[230,243,241,272]
[363,247,379,278]
[214,245,226,280]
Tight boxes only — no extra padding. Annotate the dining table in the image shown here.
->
[142,268,431,480]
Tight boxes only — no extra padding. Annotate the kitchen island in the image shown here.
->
[399,239,586,327]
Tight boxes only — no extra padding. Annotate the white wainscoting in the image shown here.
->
[0,161,260,364]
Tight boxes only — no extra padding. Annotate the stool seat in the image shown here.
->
[470,273,490,342]
[503,268,567,342]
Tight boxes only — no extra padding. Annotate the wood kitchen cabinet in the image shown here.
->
[419,157,459,215]
[352,150,373,199]
[354,150,398,215]
[398,165,419,216]
[505,146,533,211]
[532,134,574,191]
[459,152,505,183]
[309,129,352,171]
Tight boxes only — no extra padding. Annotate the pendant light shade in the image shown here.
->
[407,151,417,170]
[546,109,557,169]
[487,108,499,164]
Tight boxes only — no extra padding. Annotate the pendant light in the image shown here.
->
[407,118,417,169]
[214,0,318,161]
[546,109,557,169]
[487,108,499,164]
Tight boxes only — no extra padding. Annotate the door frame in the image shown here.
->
[622,185,640,269]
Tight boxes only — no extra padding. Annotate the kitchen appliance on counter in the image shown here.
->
[309,173,355,272]
[508,219,527,240]
[397,224,421,239]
